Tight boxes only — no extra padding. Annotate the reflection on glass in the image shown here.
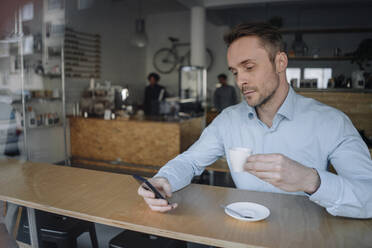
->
[0,20,26,160]
[0,90,24,159]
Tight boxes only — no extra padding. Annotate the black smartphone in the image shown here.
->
[133,175,170,204]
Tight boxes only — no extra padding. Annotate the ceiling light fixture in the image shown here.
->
[131,0,148,48]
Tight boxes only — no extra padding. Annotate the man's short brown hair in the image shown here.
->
[224,22,284,63]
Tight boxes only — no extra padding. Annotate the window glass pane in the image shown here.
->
[304,68,332,89]
[286,68,301,88]
[22,3,34,21]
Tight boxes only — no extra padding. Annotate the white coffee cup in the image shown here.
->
[229,147,253,172]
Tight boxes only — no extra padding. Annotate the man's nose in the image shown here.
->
[236,71,248,86]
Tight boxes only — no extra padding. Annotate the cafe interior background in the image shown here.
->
[0,0,372,247]
[0,0,372,245]
[1,0,372,190]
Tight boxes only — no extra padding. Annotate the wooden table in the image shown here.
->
[0,159,371,248]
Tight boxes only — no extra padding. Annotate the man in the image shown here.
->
[138,23,372,218]
[143,72,166,116]
[213,73,238,112]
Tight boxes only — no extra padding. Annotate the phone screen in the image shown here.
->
[133,175,170,204]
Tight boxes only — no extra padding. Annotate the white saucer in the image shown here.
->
[224,202,270,222]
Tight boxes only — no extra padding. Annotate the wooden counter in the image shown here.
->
[208,91,372,138]
[1,159,372,248]
[296,90,372,137]
[69,117,203,170]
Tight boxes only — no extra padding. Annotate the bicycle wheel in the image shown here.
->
[153,48,178,74]
[184,48,214,71]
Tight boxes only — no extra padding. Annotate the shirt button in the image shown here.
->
[248,113,254,119]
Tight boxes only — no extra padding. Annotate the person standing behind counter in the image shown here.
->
[213,73,238,112]
[138,22,372,218]
[143,72,167,116]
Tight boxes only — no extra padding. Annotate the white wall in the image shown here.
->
[146,10,237,107]
[65,0,146,106]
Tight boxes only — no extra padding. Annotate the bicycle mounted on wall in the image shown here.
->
[153,37,214,74]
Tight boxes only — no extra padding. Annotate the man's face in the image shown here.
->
[218,77,227,85]
[227,36,280,108]
[149,76,157,85]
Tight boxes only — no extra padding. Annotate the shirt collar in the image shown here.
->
[277,86,295,121]
[243,86,296,121]
[243,100,256,119]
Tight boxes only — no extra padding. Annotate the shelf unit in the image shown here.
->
[283,26,372,90]
[294,88,372,93]
[13,97,61,104]
[288,56,356,61]
[64,28,101,79]
[282,26,372,59]
[37,0,68,164]
[28,124,63,130]
[280,27,372,34]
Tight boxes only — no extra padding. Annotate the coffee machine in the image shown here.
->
[80,81,125,117]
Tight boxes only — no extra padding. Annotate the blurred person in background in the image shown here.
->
[213,73,238,112]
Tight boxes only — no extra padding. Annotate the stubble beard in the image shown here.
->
[242,81,279,108]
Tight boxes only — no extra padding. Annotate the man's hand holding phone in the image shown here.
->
[136,176,178,212]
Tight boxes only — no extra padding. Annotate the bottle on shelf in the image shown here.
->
[28,106,36,128]
[44,113,49,126]
[48,113,53,125]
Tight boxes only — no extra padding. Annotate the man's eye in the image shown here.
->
[230,71,237,76]
[245,66,253,70]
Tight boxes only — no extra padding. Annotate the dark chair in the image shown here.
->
[18,209,99,248]
[109,230,186,248]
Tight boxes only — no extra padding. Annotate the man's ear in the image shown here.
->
[275,52,288,73]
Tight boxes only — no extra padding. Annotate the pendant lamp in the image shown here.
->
[131,0,148,48]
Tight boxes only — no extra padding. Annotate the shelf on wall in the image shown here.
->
[12,97,62,104]
[65,73,100,78]
[64,34,100,44]
[65,56,100,63]
[64,51,100,59]
[63,28,101,79]
[294,88,372,93]
[44,73,62,79]
[288,56,356,61]
[64,39,100,50]
[65,58,99,65]
[280,27,372,34]
[65,69,100,74]
[27,124,63,130]
[65,62,100,69]
[64,46,100,54]
[65,28,100,39]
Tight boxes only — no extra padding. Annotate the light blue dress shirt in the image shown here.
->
[156,87,372,218]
